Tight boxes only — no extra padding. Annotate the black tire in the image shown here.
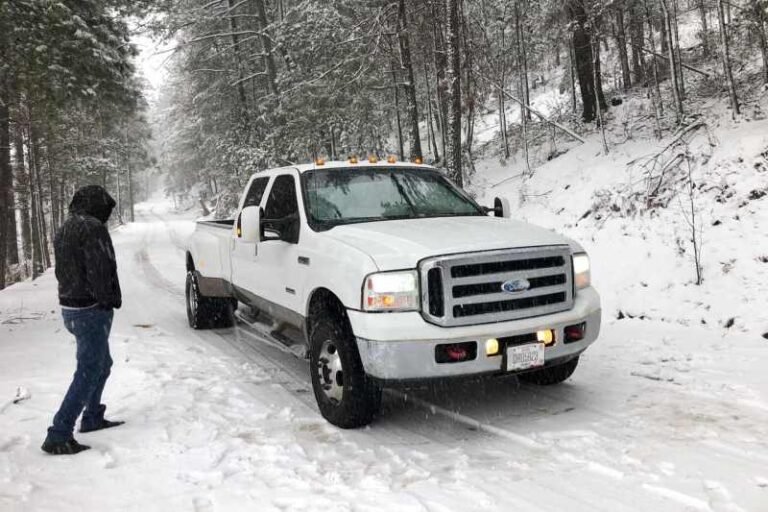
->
[518,357,580,385]
[186,271,235,329]
[309,315,382,428]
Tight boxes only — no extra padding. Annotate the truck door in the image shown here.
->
[230,175,270,298]
[255,173,304,319]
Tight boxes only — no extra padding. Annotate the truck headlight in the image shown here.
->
[573,253,591,290]
[363,270,420,312]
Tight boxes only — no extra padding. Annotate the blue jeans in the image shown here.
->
[46,307,114,443]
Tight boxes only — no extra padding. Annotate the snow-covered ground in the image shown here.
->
[1,176,767,511]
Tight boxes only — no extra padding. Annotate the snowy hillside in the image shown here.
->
[471,114,768,337]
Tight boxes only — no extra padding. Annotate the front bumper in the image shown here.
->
[349,287,601,381]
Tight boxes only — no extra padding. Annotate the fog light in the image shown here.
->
[564,323,586,343]
[537,329,555,346]
[486,338,500,356]
[435,342,477,363]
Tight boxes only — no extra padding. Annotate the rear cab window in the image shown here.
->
[243,177,270,208]
[263,174,301,242]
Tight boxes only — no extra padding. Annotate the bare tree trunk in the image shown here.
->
[125,126,134,222]
[58,173,65,227]
[460,0,475,157]
[514,0,531,174]
[445,0,463,186]
[30,119,51,270]
[6,180,19,266]
[391,61,405,160]
[568,0,606,123]
[593,38,609,154]
[26,127,43,277]
[615,4,633,90]
[5,89,19,266]
[423,60,441,161]
[520,100,531,175]
[253,0,279,97]
[717,0,740,117]
[431,1,449,163]
[671,0,684,98]
[498,89,510,159]
[498,19,511,159]
[698,0,710,55]
[44,120,59,230]
[569,44,578,113]
[644,0,664,118]
[13,110,31,273]
[749,0,768,84]
[659,6,669,76]
[514,1,531,121]
[397,0,422,161]
[0,74,10,288]
[660,0,684,122]
[115,164,123,224]
[629,1,645,84]
[225,0,251,132]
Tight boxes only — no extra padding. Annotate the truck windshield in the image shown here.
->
[303,167,484,229]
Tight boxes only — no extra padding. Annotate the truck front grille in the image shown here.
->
[420,246,574,327]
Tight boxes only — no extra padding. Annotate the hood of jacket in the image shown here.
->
[69,185,116,224]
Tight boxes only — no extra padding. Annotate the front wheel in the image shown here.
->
[518,357,580,385]
[309,316,381,428]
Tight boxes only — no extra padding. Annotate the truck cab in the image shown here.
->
[185,160,601,428]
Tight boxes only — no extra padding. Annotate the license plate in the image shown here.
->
[506,343,545,372]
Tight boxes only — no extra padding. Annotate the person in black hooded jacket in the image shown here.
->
[42,185,125,455]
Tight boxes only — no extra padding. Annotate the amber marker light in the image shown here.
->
[348,155,359,164]
[387,155,397,164]
[413,156,423,164]
[315,158,325,166]
[368,155,378,163]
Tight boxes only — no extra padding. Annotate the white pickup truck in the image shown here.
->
[185,160,601,428]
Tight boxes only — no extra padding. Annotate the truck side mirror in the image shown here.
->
[262,225,282,242]
[260,213,300,244]
[492,196,511,218]
[240,206,261,243]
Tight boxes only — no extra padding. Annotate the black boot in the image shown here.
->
[41,438,91,455]
[79,419,125,433]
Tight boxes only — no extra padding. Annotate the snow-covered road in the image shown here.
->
[1,198,767,511]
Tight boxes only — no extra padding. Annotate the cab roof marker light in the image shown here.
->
[387,155,397,164]
[413,156,423,165]
[368,155,378,164]
[348,155,359,164]
[315,158,325,166]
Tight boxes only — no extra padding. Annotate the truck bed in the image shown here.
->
[196,219,235,229]
[189,218,236,285]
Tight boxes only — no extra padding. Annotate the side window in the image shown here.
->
[243,177,270,208]
[264,175,299,220]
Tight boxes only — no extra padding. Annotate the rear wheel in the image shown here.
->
[518,357,580,385]
[185,271,235,329]
[309,315,381,428]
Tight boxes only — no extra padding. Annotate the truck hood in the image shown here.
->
[325,216,581,270]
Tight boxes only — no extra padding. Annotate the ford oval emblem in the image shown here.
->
[501,278,530,294]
